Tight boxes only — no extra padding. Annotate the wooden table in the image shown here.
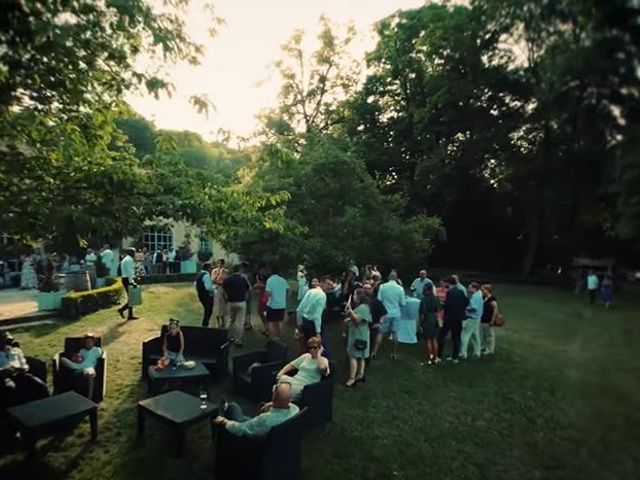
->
[137,390,216,456]
[147,361,210,396]
[6,391,98,458]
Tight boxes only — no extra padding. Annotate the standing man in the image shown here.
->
[437,277,469,363]
[117,248,139,320]
[212,259,229,327]
[84,248,97,266]
[100,244,116,277]
[586,270,599,304]
[296,276,333,354]
[460,282,483,360]
[195,262,214,327]
[363,281,387,362]
[374,271,406,360]
[223,265,251,347]
[167,248,177,274]
[241,262,254,331]
[410,270,434,300]
[265,266,289,340]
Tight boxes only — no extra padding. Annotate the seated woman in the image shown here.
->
[60,332,103,400]
[275,337,330,401]
[0,332,48,408]
[161,318,185,367]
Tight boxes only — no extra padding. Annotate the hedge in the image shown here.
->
[61,277,123,318]
[137,273,197,285]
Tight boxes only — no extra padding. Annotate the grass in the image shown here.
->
[1,283,639,479]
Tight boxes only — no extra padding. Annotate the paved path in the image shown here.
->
[0,288,39,320]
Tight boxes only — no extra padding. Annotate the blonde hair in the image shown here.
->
[482,284,493,294]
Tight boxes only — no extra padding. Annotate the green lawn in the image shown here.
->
[1,283,639,479]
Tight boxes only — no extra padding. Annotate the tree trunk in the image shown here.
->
[521,222,541,277]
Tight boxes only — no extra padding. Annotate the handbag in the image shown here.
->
[127,284,143,306]
[353,339,368,351]
[494,313,506,327]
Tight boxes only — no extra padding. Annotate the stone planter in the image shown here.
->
[180,260,197,273]
[37,290,66,311]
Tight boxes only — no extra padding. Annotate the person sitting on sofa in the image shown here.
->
[162,318,185,367]
[274,337,330,401]
[59,332,103,400]
[0,332,48,407]
[213,382,299,438]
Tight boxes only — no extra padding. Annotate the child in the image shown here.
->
[60,332,103,400]
[162,318,185,367]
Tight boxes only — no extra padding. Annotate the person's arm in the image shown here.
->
[318,354,330,375]
[347,304,363,324]
[178,332,185,356]
[162,335,168,358]
[490,300,498,325]
[276,354,305,380]
[224,413,271,437]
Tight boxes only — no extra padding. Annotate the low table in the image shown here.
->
[147,361,210,396]
[137,390,216,456]
[6,391,98,458]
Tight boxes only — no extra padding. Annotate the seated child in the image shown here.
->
[60,332,103,399]
[161,318,185,367]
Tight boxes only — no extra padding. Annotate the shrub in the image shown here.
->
[61,277,123,318]
[137,273,197,284]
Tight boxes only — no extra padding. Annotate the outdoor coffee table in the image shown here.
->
[137,390,216,456]
[147,361,210,396]
[6,391,98,458]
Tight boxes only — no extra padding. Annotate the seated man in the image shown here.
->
[0,332,49,408]
[59,332,102,399]
[213,383,299,438]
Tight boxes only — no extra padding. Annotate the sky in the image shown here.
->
[125,0,425,141]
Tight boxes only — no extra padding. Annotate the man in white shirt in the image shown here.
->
[410,269,434,300]
[296,277,334,350]
[587,270,599,304]
[375,271,406,359]
[265,266,289,340]
[100,244,115,276]
[84,248,97,266]
[117,248,139,320]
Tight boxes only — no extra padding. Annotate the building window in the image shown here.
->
[142,227,173,252]
[199,237,211,252]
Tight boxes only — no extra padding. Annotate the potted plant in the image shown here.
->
[37,256,66,311]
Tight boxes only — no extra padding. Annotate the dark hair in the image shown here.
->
[233,264,241,273]
[218,258,225,265]
[469,282,480,290]
[202,262,212,271]
[127,247,136,257]
[355,288,370,305]
[320,275,332,283]
[444,277,455,286]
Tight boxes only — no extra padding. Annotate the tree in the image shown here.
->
[259,15,360,145]
[224,136,441,273]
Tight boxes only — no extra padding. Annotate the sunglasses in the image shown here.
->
[308,346,320,351]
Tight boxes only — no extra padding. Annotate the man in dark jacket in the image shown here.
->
[437,277,469,363]
[195,263,214,327]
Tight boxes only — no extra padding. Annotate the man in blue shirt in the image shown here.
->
[460,282,483,359]
[195,263,214,327]
[117,248,139,320]
[214,382,299,438]
[374,271,406,360]
[265,266,289,340]
[410,270,434,300]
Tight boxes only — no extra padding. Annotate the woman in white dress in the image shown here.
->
[275,337,329,400]
[20,254,38,289]
[296,265,308,303]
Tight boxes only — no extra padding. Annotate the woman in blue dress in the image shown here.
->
[344,289,371,387]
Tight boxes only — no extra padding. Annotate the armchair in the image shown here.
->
[52,337,107,403]
[232,340,288,402]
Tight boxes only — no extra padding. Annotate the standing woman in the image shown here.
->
[601,275,614,309]
[420,285,441,364]
[20,253,37,289]
[344,289,371,387]
[296,265,308,304]
[212,259,229,328]
[480,284,498,355]
[254,269,269,336]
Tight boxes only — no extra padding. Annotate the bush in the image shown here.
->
[61,277,123,318]
[137,273,197,285]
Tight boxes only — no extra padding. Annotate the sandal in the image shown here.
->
[344,378,357,388]
[355,375,366,384]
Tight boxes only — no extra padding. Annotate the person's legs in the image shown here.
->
[589,289,596,304]
[244,297,252,329]
[346,356,358,385]
[437,323,450,359]
[229,302,246,344]
[356,358,366,380]
[118,278,131,317]
[224,402,251,422]
[460,320,472,358]
[481,323,490,353]
[200,294,213,327]
[372,332,383,357]
[451,321,462,359]
[486,325,496,354]
[470,319,482,357]
[85,373,95,400]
